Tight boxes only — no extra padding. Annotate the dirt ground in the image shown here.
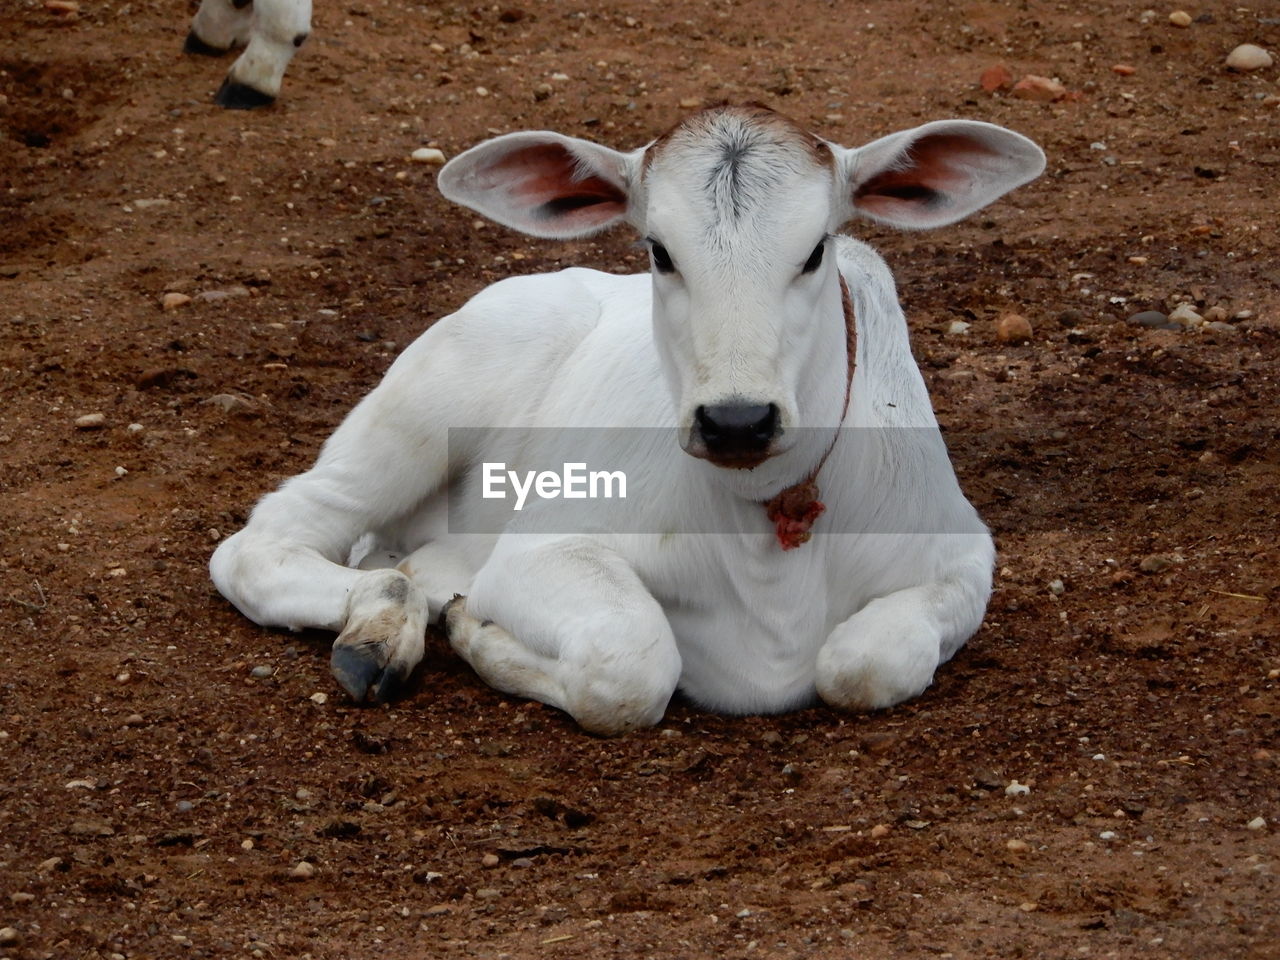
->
[1,0,1278,957]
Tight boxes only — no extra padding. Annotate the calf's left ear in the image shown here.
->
[833,121,1045,230]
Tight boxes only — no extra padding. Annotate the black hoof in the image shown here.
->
[330,644,410,705]
[184,31,230,57]
[215,77,276,110]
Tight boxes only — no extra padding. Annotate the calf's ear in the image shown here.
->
[438,132,641,239]
[832,121,1045,230]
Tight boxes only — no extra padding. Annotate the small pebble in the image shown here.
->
[1139,554,1172,574]
[0,928,19,948]
[475,887,502,900]
[860,731,898,754]
[126,422,144,434]
[176,800,194,813]
[410,147,446,165]
[679,96,703,109]
[309,692,328,705]
[1127,310,1175,330]
[1005,780,1031,797]
[1168,303,1204,328]
[869,824,891,839]
[1005,838,1030,854]
[1111,63,1137,76]
[1168,11,1192,28]
[203,393,254,414]
[1225,44,1273,72]
[1048,579,1065,596]
[161,292,192,311]
[1011,75,1066,102]
[75,413,107,430]
[1099,830,1119,841]
[288,860,315,880]
[980,64,1013,92]
[481,853,500,869]
[512,857,534,869]
[9,892,34,904]
[996,312,1033,344]
[1246,816,1267,832]
[123,713,144,727]
[241,838,254,851]
[250,665,273,679]
[946,319,971,335]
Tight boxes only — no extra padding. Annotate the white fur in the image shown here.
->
[211,107,1044,734]
[188,0,312,104]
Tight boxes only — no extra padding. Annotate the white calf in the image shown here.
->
[185,0,311,108]
[211,105,1045,734]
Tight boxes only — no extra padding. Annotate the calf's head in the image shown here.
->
[438,106,1044,468]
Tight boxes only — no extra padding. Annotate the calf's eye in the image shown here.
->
[649,241,675,274]
[801,240,825,274]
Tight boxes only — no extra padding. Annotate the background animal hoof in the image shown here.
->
[215,78,275,110]
[183,31,229,57]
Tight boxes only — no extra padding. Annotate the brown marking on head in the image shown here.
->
[641,103,834,174]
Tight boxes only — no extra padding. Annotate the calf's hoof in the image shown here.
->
[215,77,276,110]
[184,31,229,57]
[330,640,412,705]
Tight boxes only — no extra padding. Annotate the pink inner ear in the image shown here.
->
[854,133,998,218]
[493,144,627,227]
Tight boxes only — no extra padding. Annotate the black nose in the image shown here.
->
[694,402,780,464]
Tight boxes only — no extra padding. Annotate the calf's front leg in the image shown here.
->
[443,536,682,736]
[816,560,991,711]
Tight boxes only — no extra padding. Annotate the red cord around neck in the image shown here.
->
[763,274,856,550]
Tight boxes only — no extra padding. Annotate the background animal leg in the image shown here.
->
[185,0,253,55]
[216,0,313,108]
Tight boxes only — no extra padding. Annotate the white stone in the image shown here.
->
[1168,302,1203,327]
[410,147,446,165]
[1226,44,1273,72]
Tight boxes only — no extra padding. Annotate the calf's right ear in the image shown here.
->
[438,132,641,239]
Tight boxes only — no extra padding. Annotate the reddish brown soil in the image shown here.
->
[1,1,1278,958]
